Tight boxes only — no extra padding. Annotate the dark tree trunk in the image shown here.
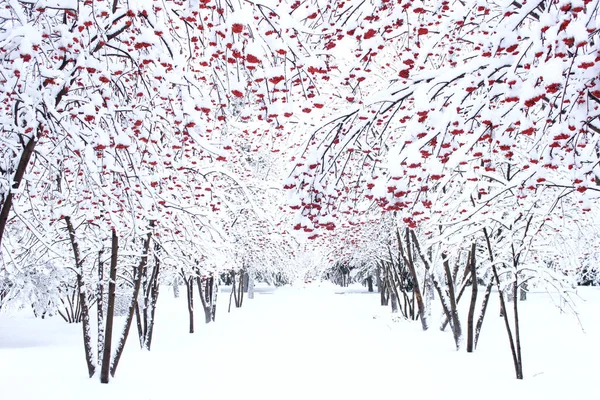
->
[110,222,154,377]
[97,250,105,365]
[234,271,244,308]
[144,254,160,350]
[196,275,214,324]
[228,273,236,313]
[383,260,395,299]
[0,134,36,247]
[366,276,374,292]
[380,287,389,306]
[466,243,478,353]
[139,260,149,346]
[411,231,460,349]
[186,277,195,333]
[101,230,118,384]
[491,263,522,380]
[137,248,161,350]
[238,274,244,307]
[387,257,407,318]
[390,291,398,313]
[519,281,528,301]
[475,227,496,349]
[439,265,470,331]
[145,285,159,348]
[513,275,523,379]
[211,285,217,322]
[242,271,249,293]
[411,290,415,319]
[75,290,82,322]
[398,229,428,330]
[511,244,523,379]
[442,252,461,350]
[65,217,96,378]
[135,303,144,348]
[378,262,389,306]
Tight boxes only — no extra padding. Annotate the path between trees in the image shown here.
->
[1,284,598,400]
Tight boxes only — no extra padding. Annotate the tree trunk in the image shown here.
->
[0,134,36,247]
[186,277,195,333]
[466,243,478,353]
[378,262,389,306]
[390,290,398,313]
[366,276,374,292]
[64,216,96,378]
[439,265,471,331]
[238,274,244,307]
[140,259,149,346]
[242,271,249,293]
[442,253,461,350]
[196,274,213,324]
[211,283,217,322]
[247,275,255,299]
[381,287,389,306]
[519,281,528,301]
[135,248,161,350]
[234,271,244,308]
[513,275,523,379]
[475,227,496,349]
[383,287,390,306]
[230,271,240,308]
[101,229,118,384]
[97,250,105,366]
[411,231,460,349]
[386,258,407,318]
[145,282,159,349]
[511,243,523,379]
[143,253,160,350]
[383,260,397,304]
[491,263,522,380]
[207,277,215,322]
[110,222,154,377]
[134,302,144,348]
[398,229,428,330]
[173,276,180,298]
[228,275,235,313]
[411,290,415,320]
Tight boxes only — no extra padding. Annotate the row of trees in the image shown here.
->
[0,0,316,383]
[0,0,598,384]
[287,0,600,380]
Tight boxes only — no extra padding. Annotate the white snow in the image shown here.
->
[0,283,598,399]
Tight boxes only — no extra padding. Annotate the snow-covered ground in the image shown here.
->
[0,283,598,400]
